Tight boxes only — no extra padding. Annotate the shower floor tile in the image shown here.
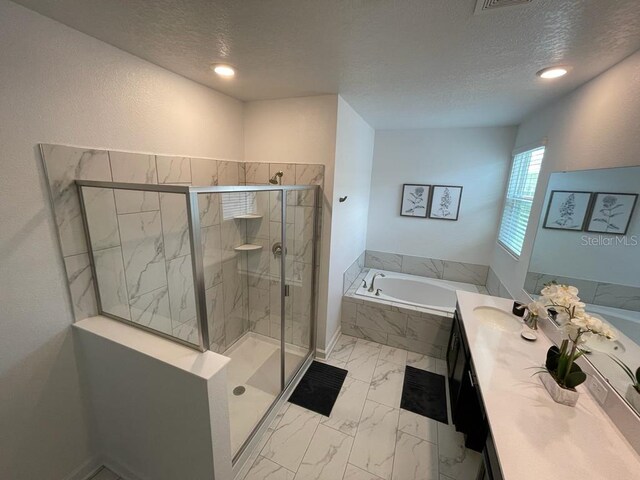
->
[226,333,306,456]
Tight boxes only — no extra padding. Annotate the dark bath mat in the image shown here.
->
[288,361,348,416]
[400,365,448,424]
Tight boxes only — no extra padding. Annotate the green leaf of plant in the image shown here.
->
[565,371,587,389]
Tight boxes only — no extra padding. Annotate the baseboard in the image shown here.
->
[316,326,341,360]
[62,456,101,480]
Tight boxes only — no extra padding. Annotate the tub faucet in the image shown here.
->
[368,273,385,292]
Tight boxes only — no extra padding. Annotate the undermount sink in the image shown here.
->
[584,335,626,355]
[473,306,522,333]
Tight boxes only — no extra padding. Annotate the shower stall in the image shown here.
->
[75,179,320,462]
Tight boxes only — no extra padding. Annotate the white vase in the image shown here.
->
[540,372,580,407]
[625,385,640,412]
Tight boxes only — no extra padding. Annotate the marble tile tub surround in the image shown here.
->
[364,250,489,286]
[343,251,366,294]
[485,267,512,300]
[41,143,324,353]
[525,271,640,311]
[341,291,452,359]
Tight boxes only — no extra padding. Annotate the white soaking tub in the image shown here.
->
[355,269,481,315]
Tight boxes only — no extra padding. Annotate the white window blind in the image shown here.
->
[497,145,545,257]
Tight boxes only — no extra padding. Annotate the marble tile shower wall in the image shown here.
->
[243,162,324,351]
[364,250,490,286]
[525,271,640,311]
[485,267,512,300]
[41,144,323,354]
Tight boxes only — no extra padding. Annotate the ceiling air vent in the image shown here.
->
[475,0,533,14]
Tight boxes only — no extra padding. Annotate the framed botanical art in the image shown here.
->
[542,191,592,231]
[429,185,462,221]
[586,192,638,235]
[400,184,430,218]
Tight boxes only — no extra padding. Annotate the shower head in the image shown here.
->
[269,171,284,185]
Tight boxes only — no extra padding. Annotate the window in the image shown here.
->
[497,145,545,257]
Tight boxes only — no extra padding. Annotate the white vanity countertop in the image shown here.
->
[456,291,639,480]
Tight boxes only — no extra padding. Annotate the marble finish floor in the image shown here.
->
[239,334,482,480]
[226,332,306,456]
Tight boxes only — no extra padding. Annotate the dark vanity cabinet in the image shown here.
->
[447,308,503,480]
[447,309,487,451]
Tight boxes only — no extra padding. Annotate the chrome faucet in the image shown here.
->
[368,273,385,293]
[523,311,538,330]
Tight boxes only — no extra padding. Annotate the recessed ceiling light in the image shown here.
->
[212,64,235,78]
[536,66,568,79]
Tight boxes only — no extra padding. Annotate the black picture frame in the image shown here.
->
[400,184,430,218]
[542,190,592,231]
[585,192,638,235]
[428,185,463,221]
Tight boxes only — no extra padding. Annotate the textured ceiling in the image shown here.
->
[12,0,640,128]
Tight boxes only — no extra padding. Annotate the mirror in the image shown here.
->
[526,166,640,414]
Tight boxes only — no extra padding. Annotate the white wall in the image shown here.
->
[490,50,640,300]
[0,2,244,479]
[366,127,517,264]
[244,95,339,351]
[326,97,375,350]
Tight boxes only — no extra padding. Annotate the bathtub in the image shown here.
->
[355,269,482,315]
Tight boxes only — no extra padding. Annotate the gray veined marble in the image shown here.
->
[295,424,353,480]
[365,251,403,273]
[217,161,241,185]
[329,334,358,362]
[260,404,321,472]
[401,255,444,279]
[198,193,221,228]
[190,157,218,186]
[594,283,640,311]
[244,455,295,480]
[41,144,112,257]
[166,254,196,326]
[223,258,248,345]
[345,342,381,383]
[392,431,438,480]
[349,400,399,480]
[64,253,98,320]
[82,187,120,251]
[292,261,313,317]
[355,303,407,336]
[245,162,270,185]
[367,359,405,408]
[201,224,223,289]
[437,422,482,480]
[406,314,451,347]
[156,156,191,184]
[342,324,388,346]
[205,284,225,352]
[109,151,159,214]
[118,210,167,300]
[320,376,369,436]
[292,314,311,348]
[172,317,199,344]
[159,193,191,261]
[269,163,296,186]
[249,286,270,336]
[442,261,489,285]
[129,286,171,334]
[343,464,385,480]
[295,164,324,207]
[293,206,315,264]
[93,246,130,320]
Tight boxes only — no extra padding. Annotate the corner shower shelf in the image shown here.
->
[233,213,262,220]
[234,244,263,252]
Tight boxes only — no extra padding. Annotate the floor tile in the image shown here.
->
[406,352,438,373]
[437,423,482,480]
[91,468,119,480]
[345,343,381,383]
[245,455,296,480]
[318,357,347,369]
[349,400,399,480]
[261,404,322,471]
[343,463,385,480]
[392,431,438,480]
[321,376,370,436]
[397,409,438,443]
[367,360,405,408]
[295,424,353,480]
[331,334,358,362]
[379,346,408,366]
